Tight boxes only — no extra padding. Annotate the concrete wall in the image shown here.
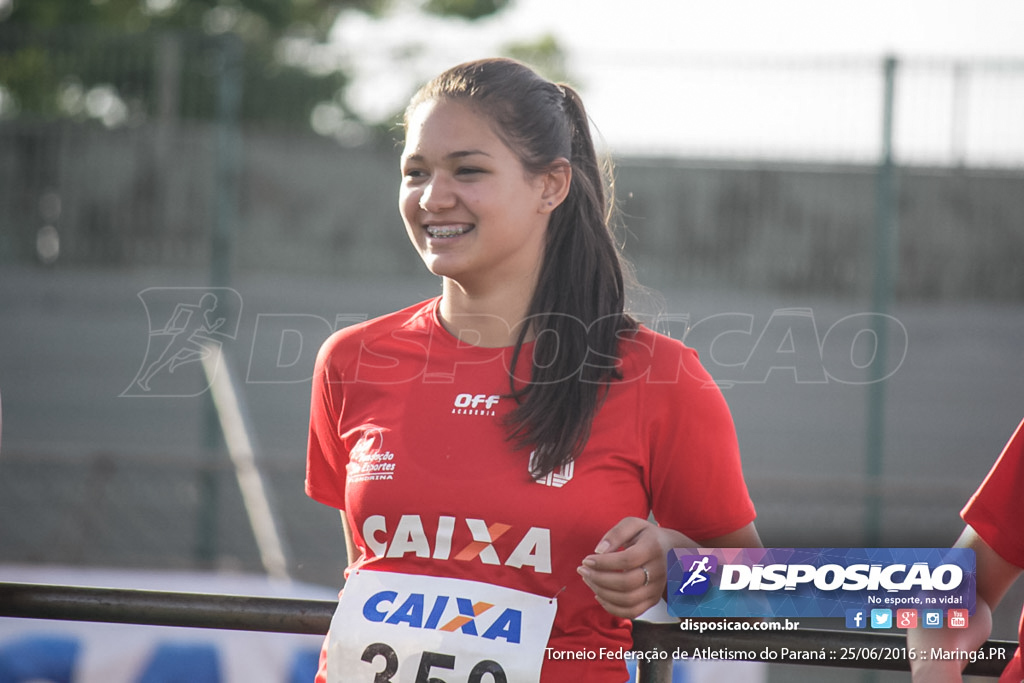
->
[2,122,1022,299]
[616,158,1024,298]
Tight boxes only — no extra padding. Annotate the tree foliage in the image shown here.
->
[503,33,573,86]
[0,0,512,130]
[5,0,380,41]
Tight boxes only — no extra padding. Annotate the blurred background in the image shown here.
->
[1,0,1023,681]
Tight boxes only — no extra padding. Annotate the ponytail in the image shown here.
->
[506,83,635,478]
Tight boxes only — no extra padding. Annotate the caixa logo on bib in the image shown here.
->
[363,590,523,643]
[329,571,555,683]
[666,548,976,619]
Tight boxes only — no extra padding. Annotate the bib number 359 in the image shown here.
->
[328,571,555,683]
[361,643,507,683]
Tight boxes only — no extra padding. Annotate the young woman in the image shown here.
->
[306,57,761,682]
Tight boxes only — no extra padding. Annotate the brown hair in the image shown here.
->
[405,58,637,478]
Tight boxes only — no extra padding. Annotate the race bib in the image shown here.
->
[327,570,557,683]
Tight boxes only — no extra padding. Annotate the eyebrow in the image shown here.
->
[403,149,492,163]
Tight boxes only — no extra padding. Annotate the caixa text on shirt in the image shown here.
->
[362,514,552,573]
[666,548,976,618]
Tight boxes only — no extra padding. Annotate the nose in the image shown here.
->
[418,176,456,212]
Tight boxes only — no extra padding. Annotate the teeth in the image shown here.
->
[426,224,469,238]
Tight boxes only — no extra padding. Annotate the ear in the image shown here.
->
[539,158,572,214]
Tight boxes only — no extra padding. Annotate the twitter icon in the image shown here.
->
[870,609,893,629]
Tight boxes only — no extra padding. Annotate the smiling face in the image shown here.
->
[399,99,557,295]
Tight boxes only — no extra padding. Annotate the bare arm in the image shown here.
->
[578,518,762,619]
[700,522,763,550]
[907,526,1022,682]
[341,511,360,570]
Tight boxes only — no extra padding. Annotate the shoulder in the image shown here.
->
[616,324,711,387]
[970,418,1024,498]
[962,418,1024,568]
[315,297,439,373]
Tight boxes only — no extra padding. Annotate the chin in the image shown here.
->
[421,258,463,281]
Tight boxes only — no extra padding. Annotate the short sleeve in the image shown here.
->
[305,333,350,510]
[962,418,1024,569]
[643,336,756,542]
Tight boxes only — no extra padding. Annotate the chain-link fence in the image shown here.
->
[0,26,240,267]
[2,26,1023,287]
[577,51,1024,168]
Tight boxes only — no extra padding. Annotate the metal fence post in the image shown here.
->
[196,32,244,567]
[210,32,243,293]
[863,55,899,551]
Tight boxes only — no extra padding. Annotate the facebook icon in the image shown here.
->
[846,609,866,629]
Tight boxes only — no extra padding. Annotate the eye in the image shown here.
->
[455,167,485,177]
[403,168,427,180]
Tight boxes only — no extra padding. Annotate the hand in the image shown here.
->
[577,517,697,619]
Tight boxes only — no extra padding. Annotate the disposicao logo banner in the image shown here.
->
[666,548,976,618]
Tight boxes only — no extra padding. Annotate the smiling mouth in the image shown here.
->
[425,224,474,238]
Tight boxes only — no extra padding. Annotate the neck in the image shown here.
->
[438,277,535,348]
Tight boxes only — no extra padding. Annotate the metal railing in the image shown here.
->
[0,581,1014,681]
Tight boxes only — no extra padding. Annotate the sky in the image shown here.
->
[506,0,1024,59]
[329,0,1024,165]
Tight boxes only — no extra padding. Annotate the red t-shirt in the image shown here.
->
[306,298,756,682]
[961,418,1024,683]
